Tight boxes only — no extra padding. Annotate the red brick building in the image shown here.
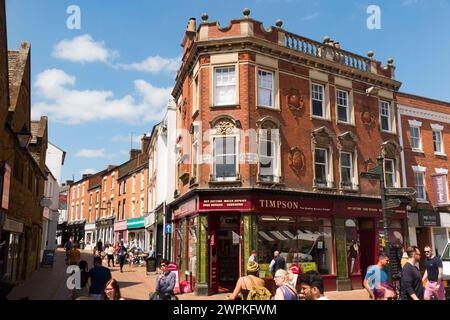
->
[169,11,407,295]
[397,92,450,261]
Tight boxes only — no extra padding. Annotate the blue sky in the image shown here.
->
[5,0,450,182]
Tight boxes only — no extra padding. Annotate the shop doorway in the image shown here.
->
[209,214,240,293]
[358,218,376,282]
[156,223,163,266]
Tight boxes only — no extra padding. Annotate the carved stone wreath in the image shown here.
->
[288,147,305,176]
[287,88,305,111]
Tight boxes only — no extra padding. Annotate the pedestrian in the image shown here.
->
[79,238,85,250]
[117,241,128,273]
[400,246,424,300]
[153,259,176,300]
[363,253,395,300]
[298,271,331,300]
[88,256,112,300]
[422,245,445,300]
[106,244,115,268]
[72,260,90,300]
[248,250,257,263]
[148,246,155,258]
[64,238,73,265]
[102,279,125,300]
[269,251,286,276]
[69,244,81,266]
[228,261,269,300]
[96,239,103,256]
[273,269,298,300]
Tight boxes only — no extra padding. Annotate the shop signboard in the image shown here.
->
[3,218,24,233]
[419,209,441,227]
[432,174,450,206]
[199,197,252,212]
[127,217,145,229]
[173,199,197,219]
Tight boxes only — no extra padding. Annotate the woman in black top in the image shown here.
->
[72,260,90,299]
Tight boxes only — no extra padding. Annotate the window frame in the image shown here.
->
[257,127,281,182]
[257,68,275,109]
[413,170,427,202]
[213,65,238,107]
[384,158,397,188]
[340,151,355,189]
[212,134,239,181]
[410,126,422,152]
[314,147,331,188]
[311,82,326,119]
[379,100,393,133]
[336,89,351,124]
[432,129,444,155]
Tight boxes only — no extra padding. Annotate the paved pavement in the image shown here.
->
[8,249,368,300]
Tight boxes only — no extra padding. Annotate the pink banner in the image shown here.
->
[433,174,449,206]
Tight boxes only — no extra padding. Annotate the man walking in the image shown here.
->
[88,256,112,300]
[64,238,73,265]
[117,241,128,273]
[400,246,424,300]
[106,244,115,268]
[423,245,445,300]
[363,253,393,299]
[269,251,286,276]
[298,271,331,300]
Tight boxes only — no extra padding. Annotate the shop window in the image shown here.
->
[175,223,184,268]
[188,218,198,281]
[257,216,334,277]
[345,219,361,275]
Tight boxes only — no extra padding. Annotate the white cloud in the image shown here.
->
[32,69,172,124]
[301,13,319,21]
[76,148,109,158]
[52,34,118,63]
[116,55,181,74]
[80,168,97,175]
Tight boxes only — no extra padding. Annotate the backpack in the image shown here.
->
[247,286,272,300]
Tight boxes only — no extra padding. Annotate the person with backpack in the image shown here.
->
[228,261,271,300]
[274,269,298,300]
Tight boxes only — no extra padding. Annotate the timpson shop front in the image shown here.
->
[170,190,408,295]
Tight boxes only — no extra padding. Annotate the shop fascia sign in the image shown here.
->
[145,212,156,227]
[127,217,145,229]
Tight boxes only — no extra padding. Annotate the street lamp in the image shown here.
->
[16,125,32,149]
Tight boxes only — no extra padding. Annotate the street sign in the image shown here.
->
[368,165,382,175]
[384,198,402,210]
[165,224,172,234]
[360,172,381,180]
[385,187,416,197]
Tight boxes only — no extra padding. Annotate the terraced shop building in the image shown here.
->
[169,10,406,295]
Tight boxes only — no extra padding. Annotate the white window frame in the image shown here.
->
[336,89,350,124]
[314,148,331,188]
[311,83,326,119]
[80,202,84,220]
[380,100,393,132]
[340,151,355,189]
[140,171,145,191]
[192,125,200,178]
[193,75,199,115]
[213,65,237,106]
[111,173,115,190]
[132,174,136,194]
[410,127,422,152]
[384,158,397,188]
[103,177,107,192]
[258,128,280,182]
[77,185,80,198]
[432,124,445,156]
[212,134,239,181]
[82,183,85,197]
[131,198,136,218]
[140,195,145,216]
[412,166,427,202]
[257,68,275,109]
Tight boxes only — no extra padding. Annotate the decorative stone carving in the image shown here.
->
[381,140,402,158]
[337,131,358,151]
[363,157,375,172]
[288,147,305,176]
[215,120,235,135]
[311,126,333,146]
[361,109,376,128]
[287,88,305,111]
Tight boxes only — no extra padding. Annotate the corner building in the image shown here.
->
[170,11,407,295]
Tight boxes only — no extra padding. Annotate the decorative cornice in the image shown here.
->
[398,104,450,124]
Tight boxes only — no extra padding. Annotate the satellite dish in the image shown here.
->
[40,198,53,208]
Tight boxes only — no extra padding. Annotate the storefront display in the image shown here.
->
[345,219,361,275]
[257,216,334,277]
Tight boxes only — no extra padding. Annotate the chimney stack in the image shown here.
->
[141,134,152,153]
[130,149,140,160]
[187,18,196,33]
[82,174,91,180]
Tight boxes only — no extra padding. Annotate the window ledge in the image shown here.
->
[337,121,356,127]
[209,175,242,187]
[412,149,425,154]
[256,105,281,112]
[416,199,429,204]
[340,187,360,193]
[381,130,397,135]
[311,115,331,122]
[435,152,447,157]
[210,104,240,109]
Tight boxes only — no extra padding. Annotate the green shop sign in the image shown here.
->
[127,217,145,229]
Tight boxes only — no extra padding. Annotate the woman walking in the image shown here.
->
[228,261,269,300]
[102,279,125,300]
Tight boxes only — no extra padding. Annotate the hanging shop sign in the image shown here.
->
[418,209,441,227]
[433,174,450,207]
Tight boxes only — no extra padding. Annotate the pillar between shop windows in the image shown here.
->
[180,220,187,272]
[241,214,254,276]
[196,214,209,295]
[334,217,352,291]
